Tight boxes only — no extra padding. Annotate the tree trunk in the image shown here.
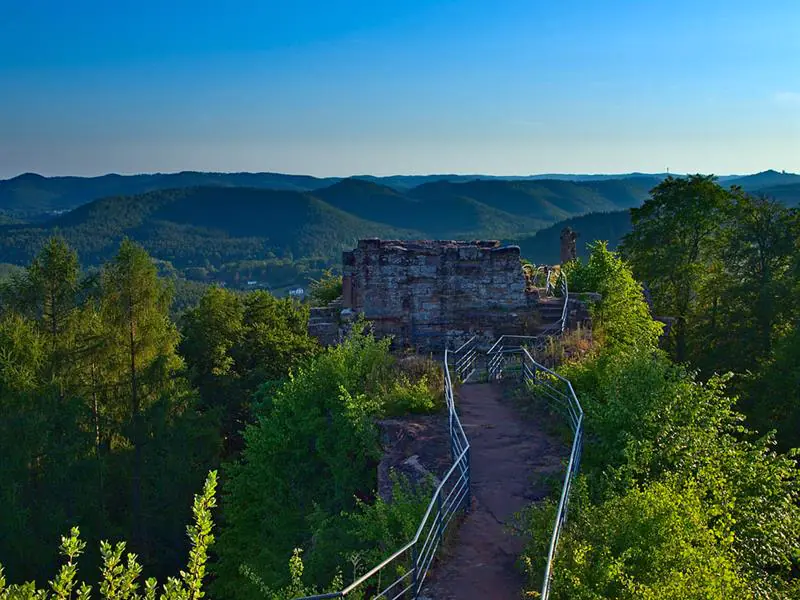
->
[91,360,106,518]
[129,297,144,555]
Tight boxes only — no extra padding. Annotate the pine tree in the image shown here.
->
[100,239,182,558]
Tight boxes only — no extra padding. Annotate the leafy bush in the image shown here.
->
[563,241,662,351]
[304,471,435,587]
[527,346,800,598]
[0,471,218,600]
[521,477,752,599]
[213,325,445,599]
[383,375,439,415]
[238,550,344,600]
[519,236,800,598]
[308,270,343,306]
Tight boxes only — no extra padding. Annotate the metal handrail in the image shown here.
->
[525,264,558,297]
[524,349,582,599]
[487,346,583,600]
[296,340,473,600]
[485,272,581,599]
[295,271,578,599]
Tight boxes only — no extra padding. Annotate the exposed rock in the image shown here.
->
[376,415,452,503]
[560,227,578,264]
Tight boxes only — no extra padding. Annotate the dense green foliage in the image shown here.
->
[213,326,443,599]
[0,237,323,587]
[0,235,446,600]
[520,229,800,598]
[620,175,800,449]
[563,241,662,350]
[0,471,217,600]
[180,286,319,455]
[307,270,343,306]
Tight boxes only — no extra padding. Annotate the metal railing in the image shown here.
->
[297,272,579,599]
[521,348,583,600]
[484,272,582,599]
[486,344,583,600]
[550,273,570,336]
[452,335,478,382]
[296,341,473,600]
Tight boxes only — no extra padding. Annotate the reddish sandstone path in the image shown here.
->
[423,382,566,600]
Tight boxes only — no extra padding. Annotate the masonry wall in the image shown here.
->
[340,239,539,351]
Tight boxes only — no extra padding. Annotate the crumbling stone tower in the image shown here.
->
[560,227,578,264]
[336,239,540,351]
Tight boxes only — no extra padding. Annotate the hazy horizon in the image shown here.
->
[2,0,798,178]
[1,168,788,181]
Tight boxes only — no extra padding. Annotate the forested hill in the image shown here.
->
[0,178,661,269]
[725,169,800,191]
[0,171,682,218]
[510,210,633,264]
[3,173,798,297]
[0,171,340,216]
[4,170,799,222]
[0,187,419,268]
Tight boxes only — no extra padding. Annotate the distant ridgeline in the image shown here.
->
[0,170,798,295]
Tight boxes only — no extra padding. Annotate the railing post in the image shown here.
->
[436,491,444,548]
[465,447,472,513]
[411,543,419,599]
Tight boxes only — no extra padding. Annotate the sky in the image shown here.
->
[1,0,799,178]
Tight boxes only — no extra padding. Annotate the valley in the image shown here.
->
[1,170,798,303]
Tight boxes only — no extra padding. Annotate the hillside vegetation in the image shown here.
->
[521,234,800,598]
[0,172,665,216]
[0,238,442,598]
[510,210,632,263]
[0,173,799,599]
[0,177,664,298]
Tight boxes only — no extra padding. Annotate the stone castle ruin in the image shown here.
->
[309,238,587,351]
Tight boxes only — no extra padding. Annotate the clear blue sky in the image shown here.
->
[1,0,799,178]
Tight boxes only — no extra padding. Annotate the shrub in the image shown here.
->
[521,477,752,599]
[214,324,447,599]
[0,471,218,600]
[563,241,662,351]
[308,270,343,306]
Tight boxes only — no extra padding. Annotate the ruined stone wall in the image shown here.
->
[340,239,539,351]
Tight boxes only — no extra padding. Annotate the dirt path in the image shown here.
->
[423,382,566,600]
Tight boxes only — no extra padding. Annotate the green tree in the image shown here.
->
[0,238,83,389]
[747,324,800,450]
[0,313,94,580]
[693,195,799,372]
[308,270,343,306]
[27,238,81,380]
[552,347,800,597]
[620,175,733,361]
[100,239,184,557]
[563,241,662,351]
[180,288,319,455]
[212,325,442,599]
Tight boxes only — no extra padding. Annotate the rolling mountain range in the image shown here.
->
[3,169,797,220]
[0,177,662,268]
[0,170,797,294]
